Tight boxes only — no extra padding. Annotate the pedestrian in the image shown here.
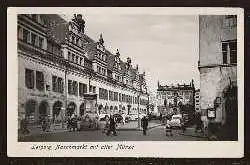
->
[106,115,117,136]
[72,115,78,131]
[45,116,51,132]
[41,117,46,132]
[165,119,173,136]
[195,113,203,133]
[141,116,148,135]
[121,113,126,125]
[20,118,30,134]
[103,115,110,134]
[181,118,186,133]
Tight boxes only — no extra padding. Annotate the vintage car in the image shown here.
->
[99,113,109,121]
[169,114,183,128]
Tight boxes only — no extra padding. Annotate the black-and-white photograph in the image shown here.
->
[7,7,244,157]
[16,12,239,142]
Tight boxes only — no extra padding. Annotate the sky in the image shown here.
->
[61,13,200,94]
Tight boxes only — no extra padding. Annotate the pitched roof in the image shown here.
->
[44,14,69,45]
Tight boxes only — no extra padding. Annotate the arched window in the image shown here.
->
[67,102,76,117]
[25,99,37,117]
[53,101,63,117]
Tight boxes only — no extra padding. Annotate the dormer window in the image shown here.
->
[76,38,79,46]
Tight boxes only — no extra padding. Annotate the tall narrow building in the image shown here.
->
[199,15,237,140]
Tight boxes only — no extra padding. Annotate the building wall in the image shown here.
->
[199,15,237,124]
[199,66,236,123]
[18,14,148,126]
[199,15,237,67]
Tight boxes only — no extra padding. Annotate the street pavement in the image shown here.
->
[19,124,208,142]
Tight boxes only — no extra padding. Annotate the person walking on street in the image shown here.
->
[195,113,203,133]
[141,116,149,135]
[106,115,117,136]
[103,115,110,134]
[41,117,46,132]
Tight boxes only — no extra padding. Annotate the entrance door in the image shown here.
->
[53,101,63,119]
[80,103,85,116]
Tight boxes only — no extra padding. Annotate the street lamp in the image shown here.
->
[146,87,149,115]
[137,93,140,129]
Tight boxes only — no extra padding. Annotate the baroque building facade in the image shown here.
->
[18,14,149,126]
[156,80,195,116]
[199,15,237,140]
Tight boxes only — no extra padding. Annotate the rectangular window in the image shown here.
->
[222,42,228,64]
[79,83,87,96]
[39,37,44,49]
[79,83,84,97]
[23,29,29,43]
[109,91,114,101]
[222,40,237,64]
[79,57,83,65]
[114,92,118,101]
[25,69,34,89]
[76,56,79,64]
[57,77,64,93]
[31,33,37,46]
[119,93,121,102]
[68,52,71,61]
[72,54,75,62]
[72,81,78,96]
[89,85,93,93]
[99,88,102,99]
[229,41,237,64]
[99,88,106,100]
[68,80,73,95]
[36,71,44,91]
[52,76,57,92]
[93,86,96,93]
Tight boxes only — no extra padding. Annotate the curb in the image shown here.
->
[178,132,208,139]
[117,123,163,131]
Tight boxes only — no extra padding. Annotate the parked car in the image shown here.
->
[85,111,99,120]
[126,114,138,121]
[99,114,109,121]
[169,114,183,129]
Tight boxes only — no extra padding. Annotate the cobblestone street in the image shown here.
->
[19,120,208,141]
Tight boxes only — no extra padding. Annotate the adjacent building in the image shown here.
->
[18,14,149,126]
[199,15,237,140]
[156,80,195,116]
[195,89,200,113]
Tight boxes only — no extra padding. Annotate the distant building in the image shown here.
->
[156,80,195,115]
[199,15,237,140]
[195,89,200,113]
